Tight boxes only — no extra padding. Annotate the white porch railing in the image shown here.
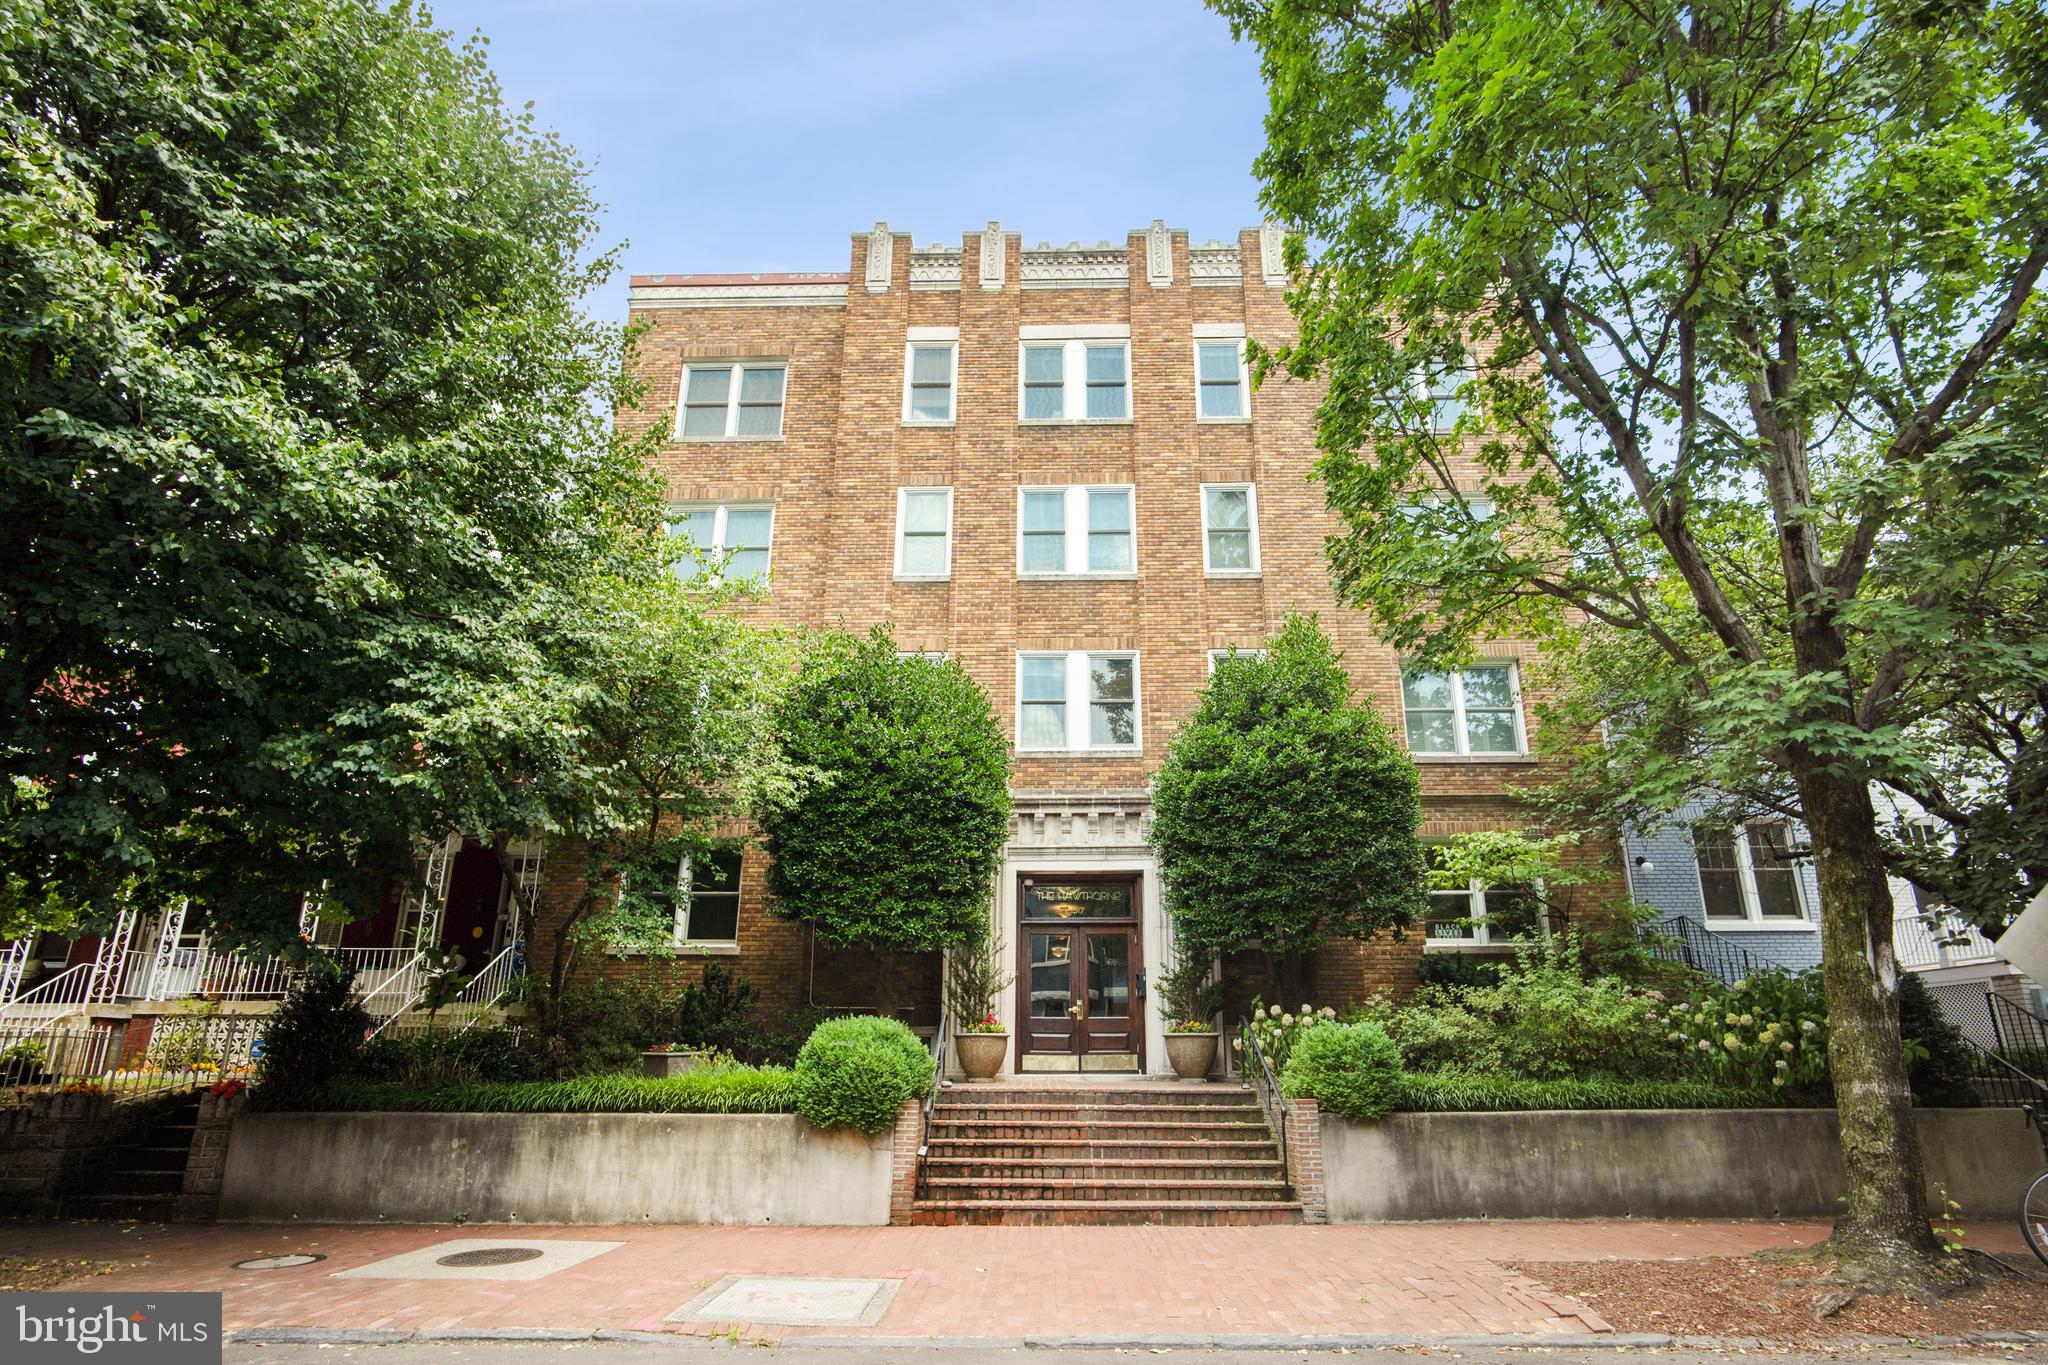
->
[1894,910,2003,971]
[0,940,28,1007]
[0,962,97,1031]
[451,943,523,1031]
[355,951,429,1033]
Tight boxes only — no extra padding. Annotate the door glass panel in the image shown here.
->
[1086,934,1130,1018]
[1028,933,1073,1017]
[1023,882,1134,919]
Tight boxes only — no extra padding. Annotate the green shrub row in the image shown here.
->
[793,1015,934,1134]
[313,1066,799,1115]
[1387,1073,1784,1113]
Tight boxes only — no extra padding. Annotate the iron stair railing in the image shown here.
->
[1237,1016,1289,1181]
[1638,914,1770,986]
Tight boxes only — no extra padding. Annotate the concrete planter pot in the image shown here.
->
[1164,1031,1218,1081]
[642,1050,710,1078]
[954,1031,1008,1081]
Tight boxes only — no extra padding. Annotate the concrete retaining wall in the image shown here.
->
[218,1111,895,1226]
[1321,1107,2038,1221]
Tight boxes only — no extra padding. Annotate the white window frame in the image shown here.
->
[1192,327,1250,423]
[668,501,775,584]
[1199,483,1261,576]
[893,486,954,581]
[1400,662,1528,757]
[1422,843,1548,949]
[1418,361,1475,433]
[676,359,788,441]
[902,329,959,425]
[1016,484,1138,578]
[1206,647,1266,674]
[671,851,743,953]
[1014,650,1142,754]
[1017,325,1132,424]
[1695,822,1814,930]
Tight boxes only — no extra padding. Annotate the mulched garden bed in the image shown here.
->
[1508,1253,2048,1344]
[0,1256,122,1291]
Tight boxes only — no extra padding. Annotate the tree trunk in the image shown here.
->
[1793,760,1952,1276]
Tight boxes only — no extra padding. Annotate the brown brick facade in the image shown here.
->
[528,221,1618,1030]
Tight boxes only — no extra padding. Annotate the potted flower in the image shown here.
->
[1156,940,1225,1081]
[945,929,1012,1081]
[641,1041,711,1077]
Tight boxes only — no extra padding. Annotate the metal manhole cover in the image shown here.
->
[435,1247,546,1268]
[234,1254,325,1270]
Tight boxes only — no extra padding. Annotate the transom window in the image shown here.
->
[1018,333,1130,422]
[1424,846,1543,946]
[1018,486,1136,576]
[679,362,786,440]
[894,487,953,579]
[668,502,773,583]
[670,849,743,945]
[1401,664,1524,755]
[903,337,957,423]
[1195,339,1249,419]
[1200,484,1260,574]
[1697,822,1808,924]
[1017,651,1141,753]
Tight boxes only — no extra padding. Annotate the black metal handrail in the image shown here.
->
[1638,914,1769,986]
[916,1011,949,1161]
[1237,1016,1288,1179]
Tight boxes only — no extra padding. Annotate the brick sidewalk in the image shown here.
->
[0,1218,1904,1342]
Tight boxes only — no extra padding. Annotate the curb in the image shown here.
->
[226,1326,2048,1349]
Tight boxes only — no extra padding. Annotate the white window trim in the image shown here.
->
[1422,844,1547,950]
[1696,823,1815,931]
[1016,484,1139,579]
[1193,337,1251,423]
[1418,362,1475,434]
[1207,647,1267,674]
[901,338,959,426]
[1017,333,1134,424]
[670,853,742,954]
[1401,662,1528,757]
[1014,650,1142,755]
[669,501,775,584]
[893,486,954,581]
[1199,483,1261,576]
[675,359,788,442]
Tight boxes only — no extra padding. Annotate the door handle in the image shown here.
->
[1069,1001,1085,1020]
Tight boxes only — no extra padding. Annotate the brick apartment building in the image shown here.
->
[533,219,1611,1078]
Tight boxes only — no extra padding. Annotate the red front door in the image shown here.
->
[1016,875,1140,1072]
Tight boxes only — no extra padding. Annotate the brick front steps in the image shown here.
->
[912,1084,1302,1226]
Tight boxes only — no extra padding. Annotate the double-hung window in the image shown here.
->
[1200,484,1259,574]
[903,330,957,424]
[1697,822,1809,925]
[679,361,786,439]
[1421,362,1474,431]
[672,849,743,946]
[1194,330,1249,420]
[1016,651,1141,753]
[894,487,953,579]
[669,502,774,583]
[1018,327,1130,422]
[1424,846,1543,946]
[1401,664,1525,755]
[1018,486,1135,577]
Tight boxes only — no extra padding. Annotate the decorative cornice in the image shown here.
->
[1190,240,1243,286]
[979,221,1006,292]
[1144,219,1174,288]
[864,222,893,293]
[629,273,849,310]
[1258,222,1287,289]
[1020,240,1128,290]
[909,244,962,290]
[1007,790,1154,853]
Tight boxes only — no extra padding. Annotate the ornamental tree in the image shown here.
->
[1,0,662,946]
[1150,616,1426,1002]
[759,630,1013,1002]
[1214,0,2044,1289]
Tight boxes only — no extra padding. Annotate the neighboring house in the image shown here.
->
[1621,792,2039,1047]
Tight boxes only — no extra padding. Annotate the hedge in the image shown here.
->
[314,1067,797,1115]
[793,1015,934,1134]
[1386,1073,1787,1113]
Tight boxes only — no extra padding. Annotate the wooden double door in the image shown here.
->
[1016,874,1141,1072]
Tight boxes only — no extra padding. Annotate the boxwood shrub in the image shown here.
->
[1390,1073,1783,1113]
[1279,1020,1402,1120]
[314,1066,797,1114]
[793,1015,934,1134]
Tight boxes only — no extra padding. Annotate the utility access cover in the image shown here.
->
[667,1275,901,1327]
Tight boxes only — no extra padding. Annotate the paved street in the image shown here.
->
[0,1217,1927,1344]
[220,1345,2048,1365]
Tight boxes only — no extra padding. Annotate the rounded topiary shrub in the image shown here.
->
[793,1015,935,1134]
[1279,1021,1403,1121]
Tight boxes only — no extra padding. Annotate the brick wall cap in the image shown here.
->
[630,272,850,287]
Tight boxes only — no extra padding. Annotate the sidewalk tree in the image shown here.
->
[760,630,1012,1013]
[1,0,664,947]
[1150,616,1426,1002]
[1214,0,2044,1292]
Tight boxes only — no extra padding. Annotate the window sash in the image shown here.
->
[1200,485,1257,573]
[905,343,956,423]
[1424,362,1473,431]
[1697,823,1806,922]
[675,850,743,944]
[1400,665,1523,756]
[1017,651,1140,752]
[669,503,774,583]
[1019,340,1131,421]
[1196,341,1246,418]
[680,363,786,439]
[895,487,952,578]
[1019,486,1136,576]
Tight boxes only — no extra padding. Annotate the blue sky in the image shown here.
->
[420,0,1271,322]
